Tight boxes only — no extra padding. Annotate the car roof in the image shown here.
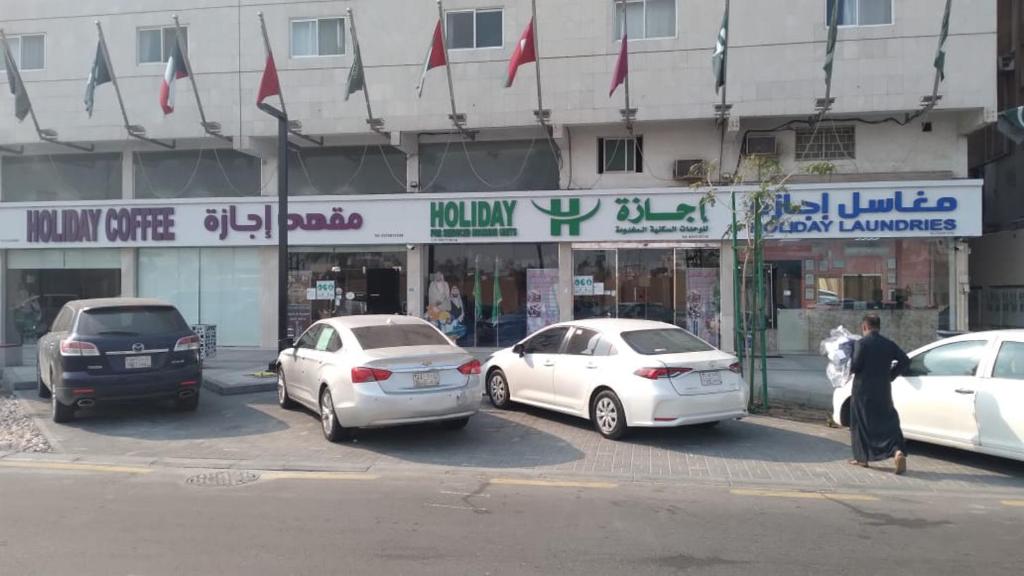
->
[65,297,176,312]
[938,330,1024,342]
[319,315,429,330]
[561,318,679,332]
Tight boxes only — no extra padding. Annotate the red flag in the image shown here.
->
[417,20,447,97]
[159,38,189,115]
[505,18,537,88]
[257,54,281,106]
[609,34,629,97]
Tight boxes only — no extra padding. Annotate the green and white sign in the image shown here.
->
[430,200,518,239]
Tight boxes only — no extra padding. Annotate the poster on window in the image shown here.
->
[527,269,560,335]
[685,269,721,346]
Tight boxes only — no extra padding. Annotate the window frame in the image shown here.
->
[827,0,895,28]
[523,326,571,355]
[445,8,504,51]
[614,0,678,41]
[565,327,603,356]
[137,26,188,65]
[795,125,856,162]
[598,137,644,174]
[907,340,988,378]
[289,17,346,58]
[3,33,46,71]
[296,324,322,350]
[991,340,1024,381]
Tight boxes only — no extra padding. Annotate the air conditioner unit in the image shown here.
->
[999,52,1016,72]
[672,159,704,181]
[743,135,779,157]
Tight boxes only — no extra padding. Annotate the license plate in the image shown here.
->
[699,371,723,387]
[125,355,151,370]
[413,371,440,387]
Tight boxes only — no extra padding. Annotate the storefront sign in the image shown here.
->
[574,276,595,296]
[0,180,981,249]
[315,280,336,300]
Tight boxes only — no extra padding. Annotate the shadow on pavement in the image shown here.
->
[19,393,291,441]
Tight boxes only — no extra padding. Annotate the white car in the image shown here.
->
[832,330,1024,462]
[276,315,482,442]
[483,319,749,439]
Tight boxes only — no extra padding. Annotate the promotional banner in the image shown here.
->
[526,269,560,335]
[0,181,981,249]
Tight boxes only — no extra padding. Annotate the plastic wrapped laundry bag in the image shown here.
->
[819,326,861,389]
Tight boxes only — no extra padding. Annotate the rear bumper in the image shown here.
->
[624,383,748,427]
[55,366,202,404]
[332,377,482,429]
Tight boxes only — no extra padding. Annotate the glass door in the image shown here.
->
[618,249,675,324]
[573,250,617,320]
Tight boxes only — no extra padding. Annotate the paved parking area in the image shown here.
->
[10,391,1024,495]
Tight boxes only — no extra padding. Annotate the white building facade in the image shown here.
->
[0,0,995,354]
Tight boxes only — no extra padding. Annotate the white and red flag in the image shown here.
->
[159,37,189,114]
[416,20,447,98]
[505,18,537,88]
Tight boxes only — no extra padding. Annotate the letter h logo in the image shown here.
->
[532,198,601,237]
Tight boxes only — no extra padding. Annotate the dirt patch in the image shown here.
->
[0,391,52,453]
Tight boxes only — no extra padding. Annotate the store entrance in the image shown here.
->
[573,246,721,346]
[367,268,402,314]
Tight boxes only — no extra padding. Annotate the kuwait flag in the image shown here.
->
[416,20,447,98]
[505,18,536,88]
[256,53,281,106]
[160,37,189,115]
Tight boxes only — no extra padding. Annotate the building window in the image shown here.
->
[446,9,503,49]
[2,34,45,70]
[598,137,644,174]
[614,0,676,39]
[138,27,188,64]
[827,0,893,26]
[291,18,345,57]
[795,125,856,161]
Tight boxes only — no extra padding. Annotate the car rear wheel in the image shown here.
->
[51,387,74,424]
[37,365,50,399]
[278,371,297,410]
[319,387,346,443]
[487,369,512,409]
[440,417,470,431]
[592,390,627,440]
[176,391,200,412]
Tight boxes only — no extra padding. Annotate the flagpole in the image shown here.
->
[1,29,93,152]
[928,0,952,107]
[819,0,840,119]
[436,0,465,129]
[94,22,175,150]
[530,0,549,124]
[619,0,635,133]
[257,12,288,118]
[346,8,382,133]
[716,0,730,184]
[172,14,231,142]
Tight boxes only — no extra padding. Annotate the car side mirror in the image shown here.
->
[513,343,525,356]
[280,337,295,351]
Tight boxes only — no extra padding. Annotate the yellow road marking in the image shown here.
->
[0,461,152,475]
[490,478,618,489]
[261,471,379,481]
[1002,500,1024,508]
[731,488,878,502]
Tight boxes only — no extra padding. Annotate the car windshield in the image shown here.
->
[351,324,452,350]
[620,328,713,355]
[77,306,190,336]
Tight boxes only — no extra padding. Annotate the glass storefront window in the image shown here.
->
[134,149,261,199]
[289,146,407,196]
[2,153,122,202]
[427,244,559,347]
[5,249,122,344]
[287,248,407,338]
[572,247,721,346]
[757,238,951,354]
[419,140,559,193]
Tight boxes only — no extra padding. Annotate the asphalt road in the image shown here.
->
[1,465,1021,576]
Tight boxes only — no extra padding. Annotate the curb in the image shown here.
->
[202,374,276,396]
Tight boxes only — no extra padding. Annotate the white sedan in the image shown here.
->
[276,315,482,442]
[832,330,1024,462]
[483,319,749,439]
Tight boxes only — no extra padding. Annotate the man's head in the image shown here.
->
[861,314,881,336]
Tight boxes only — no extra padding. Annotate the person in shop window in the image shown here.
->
[428,273,451,313]
[449,287,466,325]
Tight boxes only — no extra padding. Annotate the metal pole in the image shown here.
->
[173,15,230,141]
[530,0,547,123]
[752,197,767,408]
[731,190,742,364]
[436,0,462,127]
[1,29,41,134]
[347,8,376,124]
[717,0,730,183]
[820,0,840,118]
[96,23,130,128]
[621,0,633,133]
[277,113,290,350]
[257,12,288,118]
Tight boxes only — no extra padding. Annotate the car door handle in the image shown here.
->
[543,360,556,367]
[585,362,598,369]
[955,388,975,395]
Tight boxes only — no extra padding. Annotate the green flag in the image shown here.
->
[84,40,113,117]
[491,259,503,326]
[997,106,1024,145]
[823,0,840,87]
[344,42,365,101]
[712,0,728,94]
[934,0,952,81]
[3,43,31,122]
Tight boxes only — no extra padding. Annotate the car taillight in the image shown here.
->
[457,360,481,375]
[60,339,100,357]
[728,362,742,374]
[634,367,692,379]
[174,335,201,352]
[351,367,392,383]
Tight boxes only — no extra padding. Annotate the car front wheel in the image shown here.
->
[592,390,627,440]
[487,369,512,409]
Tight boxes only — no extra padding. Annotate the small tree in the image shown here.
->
[691,157,835,409]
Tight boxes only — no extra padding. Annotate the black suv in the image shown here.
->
[36,298,202,422]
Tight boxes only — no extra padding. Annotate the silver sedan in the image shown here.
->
[276,315,482,442]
